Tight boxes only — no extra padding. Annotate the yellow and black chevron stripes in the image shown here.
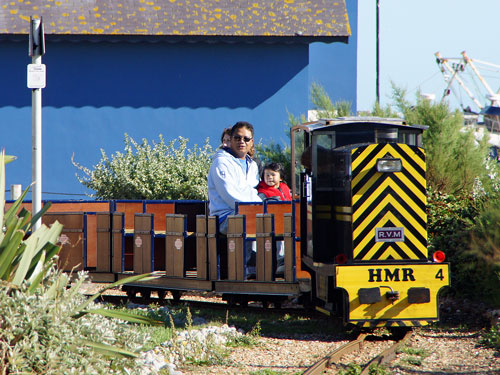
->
[351,144,427,261]
[355,320,431,328]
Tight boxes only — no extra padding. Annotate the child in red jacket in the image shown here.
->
[256,162,292,201]
[256,162,290,276]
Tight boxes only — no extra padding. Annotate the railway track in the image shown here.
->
[84,290,327,318]
[303,329,413,375]
[86,287,415,373]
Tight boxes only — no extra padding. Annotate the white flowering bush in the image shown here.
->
[132,306,243,368]
[0,271,155,374]
[167,324,241,366]
[73,134,214,200]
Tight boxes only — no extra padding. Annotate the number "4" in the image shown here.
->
[435,269,444,281]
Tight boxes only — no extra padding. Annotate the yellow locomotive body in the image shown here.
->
[336,263,449,327]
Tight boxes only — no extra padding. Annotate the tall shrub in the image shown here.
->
[426,188,487,300]
[466,196,500,306]
[73,135,213,200]
[392,84,494,194]
[256,83,352,185]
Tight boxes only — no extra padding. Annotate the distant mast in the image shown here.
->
[435,51,500,134]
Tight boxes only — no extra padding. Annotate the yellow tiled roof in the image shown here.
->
[0,0,350,38]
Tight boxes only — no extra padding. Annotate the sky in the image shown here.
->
[356,0,500,113]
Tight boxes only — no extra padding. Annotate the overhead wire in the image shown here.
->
[407,71,441,94]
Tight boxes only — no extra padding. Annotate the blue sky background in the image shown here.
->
[357,0,500,113]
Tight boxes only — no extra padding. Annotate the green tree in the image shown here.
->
[391,83,495,194]
[464,196,500,306]
[256,83,352,185]
[309,82,352,119]
[73,134,213,200]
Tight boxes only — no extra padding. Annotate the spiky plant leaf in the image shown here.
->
[76,272,161,312]
[27,252,57,292]
[0,151,5,241]
[11,222,63,285]
[0,230,25,280]
[2,185,31,234]
[79,340,139,358]
[46,271,70,299]
[25,242,58,280]
[29,201,52,231]
[4,155,16,164]
[77,308,163,325]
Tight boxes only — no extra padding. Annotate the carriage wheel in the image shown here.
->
[172,290,181,302]
[157,290,167,300]
[125,288,137,299]
[140,289,151,299]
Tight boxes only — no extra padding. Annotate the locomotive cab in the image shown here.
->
[292,117,426,264]
[291,117,450,327]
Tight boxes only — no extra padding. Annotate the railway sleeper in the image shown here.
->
[222,293,286,308]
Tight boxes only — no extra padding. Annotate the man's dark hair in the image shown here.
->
[231,121,254,137]
[262,162,285,180]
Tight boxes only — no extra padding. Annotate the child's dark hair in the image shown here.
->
[262,162,285,180]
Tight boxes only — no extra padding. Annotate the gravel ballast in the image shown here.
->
[81,284,500,374]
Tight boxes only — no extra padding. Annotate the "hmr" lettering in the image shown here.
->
[368,268,415,282]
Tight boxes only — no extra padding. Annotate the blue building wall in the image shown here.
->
[1,4,357,199]
[309,0,358,113]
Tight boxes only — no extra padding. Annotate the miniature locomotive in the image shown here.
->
[11,117,449,327]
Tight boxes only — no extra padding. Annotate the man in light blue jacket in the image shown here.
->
[208,121,262,234]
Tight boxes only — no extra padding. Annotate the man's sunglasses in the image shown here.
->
[232,135,253,143]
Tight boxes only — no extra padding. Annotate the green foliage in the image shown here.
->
[249,370,288,375]
[369,101,399,118]
[367,364,389,375]
[339,363,362,375]
[256,83,352,186]
[310,82,352,118]
[400,345,429,366]
[226,321,261,348]
[403,357,423,366]
[427,188,484,299]
[391,84,495,194]
[401,346,429,357]
[0,272,154,374]
[255,142,292,185]
[0,151,63,291]
[468,196,500,268]
[463,196,500,306]
[480,324,500,350]
[387,84,500,306]
[0,150,167,372]
[73,134,213,200]
[426,186,500,306]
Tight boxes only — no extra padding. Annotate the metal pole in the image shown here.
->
[32,54,42,230]
[29,16,45,231]
[376,0,380,106]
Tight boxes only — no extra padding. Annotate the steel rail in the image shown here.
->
[303,333,368,375]
[359,329,413,375]
[303,328,413,375]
